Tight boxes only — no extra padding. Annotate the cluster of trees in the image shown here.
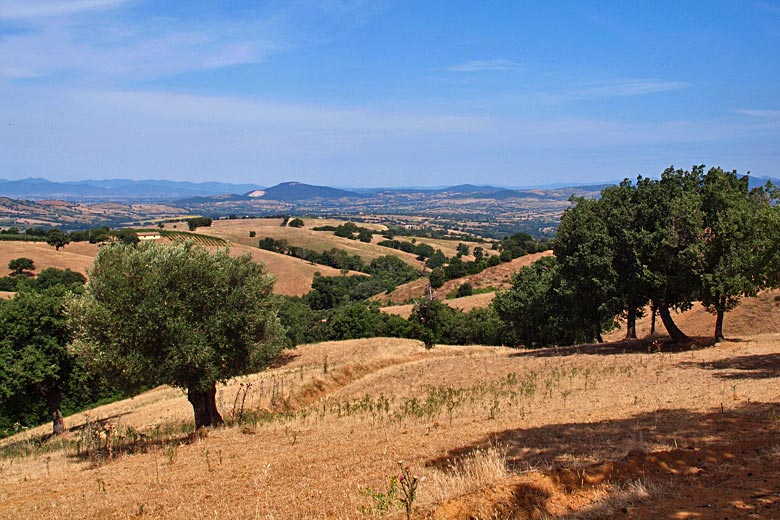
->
[377,239,436,260]
[1,242,285,434]
[426,235,549,289]
[494,167,780,345]
[313,222,374,242]
[303,256,421,308]
[1,260,86,292]
[277,296,515,350]
[259,238,367,272]
[187,217,213,231]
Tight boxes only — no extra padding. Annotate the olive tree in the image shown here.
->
[69,241,285,428]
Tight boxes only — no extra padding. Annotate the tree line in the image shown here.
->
[494,166,780,345]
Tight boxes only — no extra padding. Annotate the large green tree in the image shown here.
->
[597,180,652,339]
[553,197,617,343]
[633,167,705,342]
[698,169,778,340]
[493,256,582,347]
[0,287,73,435]
[69,242,285,428]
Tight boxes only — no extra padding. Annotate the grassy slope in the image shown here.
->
[378,250,553,308]
[2,292,780,519]
[0,241,98,276]
[204,218,425,267]
[0,237,346,297]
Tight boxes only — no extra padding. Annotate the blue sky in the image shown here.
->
[0,1,778,187]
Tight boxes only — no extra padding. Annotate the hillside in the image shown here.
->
[203,217,425,267]
[0,241,98,276]
[2,291,779,519]
[377,250,553,306]
[0,238,347,297]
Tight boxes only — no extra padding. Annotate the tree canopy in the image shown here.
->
[0,287,73,434]
[8,257,35,276]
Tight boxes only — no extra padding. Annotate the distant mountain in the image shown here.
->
[0,178,265,200]
[745,175,780,190]
[258,182,364,201]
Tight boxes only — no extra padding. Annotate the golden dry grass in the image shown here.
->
[381,292,497,318]
[0,241,98,276]
[379,251,553,305]
[3,293,780,519]
[0,239,348,297]
[204,218,422,267]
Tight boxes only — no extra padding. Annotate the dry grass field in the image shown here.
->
[203,218,423,267]
[378,251,553,306]
[0,239,349,297]
[3,292,780,519]
[0,241,98,276]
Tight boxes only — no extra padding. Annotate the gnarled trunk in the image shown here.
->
[187,384,224,429]
[594,309,604,343]
[714,309,725,342]
[658,303,689,343]
[45,386,65,435]
[34,383,65,435]
[625,305,638,340]
[649,302,657,336]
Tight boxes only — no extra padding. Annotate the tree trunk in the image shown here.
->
[187,384,224,429]
[625,305,637,340]
[658,303,690,343]
[45,386,65,436]
[714,295,727,342]
[649,302,657,336]
[714,309,725,342]
[594,310,604,343]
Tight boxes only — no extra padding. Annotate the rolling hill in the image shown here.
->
[2,291,779,519]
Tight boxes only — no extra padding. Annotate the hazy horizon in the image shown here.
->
[2,1,778,187]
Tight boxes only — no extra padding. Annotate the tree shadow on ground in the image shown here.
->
[427,402,780,518]
[679,353,780,380]
[268,351,298,369]
[510,336,716,359]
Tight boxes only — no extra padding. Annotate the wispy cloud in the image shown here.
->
[0,0,127,19]
[736,108,780,118]
[570,79,690,98]
[447,59,521,73]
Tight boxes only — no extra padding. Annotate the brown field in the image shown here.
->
[382,292,497,318]
[0,239,349,297]
[225,243,360,296]
[0,241,98,276]
[204,218,426,267]
[378,251,554,305]
[3,292,780,519]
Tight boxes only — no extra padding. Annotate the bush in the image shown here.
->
[456,282,473,298]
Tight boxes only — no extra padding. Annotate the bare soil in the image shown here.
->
[2,292,780,519]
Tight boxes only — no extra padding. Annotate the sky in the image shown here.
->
[0,1,778,188]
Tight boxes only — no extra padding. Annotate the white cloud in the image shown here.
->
[571,79,690,98]
[736,109,780,118]
[447,59,521,73]
[0,0,126,19]
[0,16,280,82]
